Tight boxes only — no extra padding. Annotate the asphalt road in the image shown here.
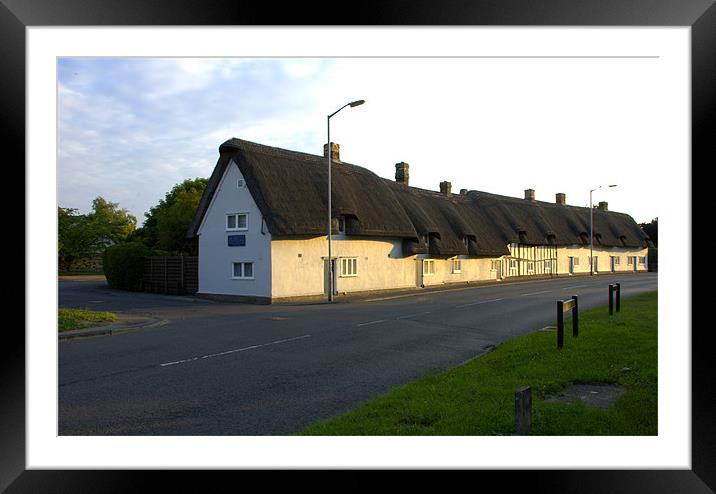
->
[58,273,658,435]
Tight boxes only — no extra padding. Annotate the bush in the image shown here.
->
[103,242,154,291]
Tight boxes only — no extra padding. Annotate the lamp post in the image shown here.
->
[589,184,617,275]
[327,99,365,301]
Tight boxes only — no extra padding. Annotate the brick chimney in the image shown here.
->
[598,201,608,211]
[556,193,566,205]
[323,142,340,162]
[395,162,409,186]
[524,189,535,201]
[440,181,452,196]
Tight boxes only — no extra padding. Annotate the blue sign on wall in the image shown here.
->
[228,235,246,247]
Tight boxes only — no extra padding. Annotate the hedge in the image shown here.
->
[103,242,154,291]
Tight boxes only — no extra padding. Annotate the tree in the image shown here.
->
[86,197,137,247]
[135,178,207,255]
[57,197,137,269]
[639,217,658,247]
[58,207,97,268]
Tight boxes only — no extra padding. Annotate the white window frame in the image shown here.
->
[544,259,553,273]
[423,259,436,276]
[527,261,535,274]
[452,259,462,274]
[226,212,249,232]
[613,256,621,265]
[490,260,499,271]
[638,256,647,264]
[340,257,358,277]
[231,261,254,280]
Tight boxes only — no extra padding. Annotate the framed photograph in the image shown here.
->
[9,0,711,490]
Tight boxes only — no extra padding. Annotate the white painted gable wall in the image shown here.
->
[197,160,272,297]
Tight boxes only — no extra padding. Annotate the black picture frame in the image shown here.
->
[6,0,710,491]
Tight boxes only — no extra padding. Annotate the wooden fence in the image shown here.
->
[143,256,198,295]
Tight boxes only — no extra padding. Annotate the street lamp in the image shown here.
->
[589,184,617,275]
[327,99,365,301]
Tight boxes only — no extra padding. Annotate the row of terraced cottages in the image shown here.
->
[187,138,653,303]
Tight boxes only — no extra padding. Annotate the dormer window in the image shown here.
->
[518,230,528,244]
[337,216,346,234]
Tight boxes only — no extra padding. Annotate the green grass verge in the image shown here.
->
[58,308,118,332]
[301,290,657,436]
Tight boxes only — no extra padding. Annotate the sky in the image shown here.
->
[58,57,667,225]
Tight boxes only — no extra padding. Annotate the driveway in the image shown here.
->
[58,273,658,435]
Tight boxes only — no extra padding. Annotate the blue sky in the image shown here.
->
[58,57,663,225]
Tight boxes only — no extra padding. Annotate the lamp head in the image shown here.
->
[349,99,365,107]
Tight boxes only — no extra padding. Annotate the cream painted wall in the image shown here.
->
[556,245,649,275]
[197,161,272,297]
[270,236,500,298]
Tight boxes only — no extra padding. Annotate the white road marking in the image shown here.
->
[520,290,552,297]
[159,334,311,367]
[396,311,431,320]
[357,319,386,327]
[563,285,587,290]
[455,298,505,308]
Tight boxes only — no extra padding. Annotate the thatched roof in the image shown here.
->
[188,138,653,257]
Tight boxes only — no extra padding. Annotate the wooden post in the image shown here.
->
[557,300,564,349]
[615,283,621,312]
[515,386,532,435]
[608,284,614,316]
[572,295,579,337]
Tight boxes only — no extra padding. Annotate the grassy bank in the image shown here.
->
[301,291,657,436]
[58,308,118,332]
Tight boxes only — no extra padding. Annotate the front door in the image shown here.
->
[610,256,616,272]
[569,257,575,275]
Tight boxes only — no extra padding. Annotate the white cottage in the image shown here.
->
[188,138,652,303]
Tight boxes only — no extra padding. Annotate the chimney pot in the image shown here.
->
[524,189,535,201]
[556,193,566,205]
[395,162,410,186]
[323,142,340,162]
[440,181,452,196]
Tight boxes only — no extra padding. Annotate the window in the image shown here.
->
[638,256,647,264]
[545,259,553,273]
[423,259,436,275]
[337,217,346,234]
[573,257,580,266]
[340,257,357,277]
[613,256,621,265]
[509,259,517,269]
[237,179,245,188]
[491,260,499,270]
[452,259,462,273]
[527,261,534,273]
[227,213,248,231]
[232,262,254,279]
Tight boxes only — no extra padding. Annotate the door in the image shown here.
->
[569,257,575,275]
[610,256,616,272]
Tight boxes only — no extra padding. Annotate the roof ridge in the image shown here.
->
[220,137,377,176]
